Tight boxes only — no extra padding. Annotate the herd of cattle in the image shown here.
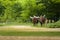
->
[30,15,54,26]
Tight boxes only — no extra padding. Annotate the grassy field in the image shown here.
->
[0,29,60,36]
[0,22,60,36]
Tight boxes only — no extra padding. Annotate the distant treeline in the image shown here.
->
[0,0,60,22]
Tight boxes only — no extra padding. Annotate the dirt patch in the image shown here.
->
[0,36,60,40]
[0,25,60,31]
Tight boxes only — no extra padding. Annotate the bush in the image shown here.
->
[0,23,6,26]
[48,20,60,28]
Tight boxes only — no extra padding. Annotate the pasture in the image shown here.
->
[0,25,60,36]
[0,21,60,40]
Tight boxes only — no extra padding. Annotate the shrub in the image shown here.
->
[48,20,60,28]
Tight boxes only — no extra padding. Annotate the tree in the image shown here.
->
[11,3,22,20]
[36,0,60,21]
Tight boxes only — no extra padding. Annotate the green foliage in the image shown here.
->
[0,0,60,23]
[43,0,60,20]
[48,20,60,28]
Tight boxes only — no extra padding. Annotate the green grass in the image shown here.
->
[0,30,60,36]
[0,22,32,27]
[0,22,60,36]
[47,20,60,28]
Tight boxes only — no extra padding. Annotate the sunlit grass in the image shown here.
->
[0,27,60,36]
[0,29,60,36]
[0,23,60,36]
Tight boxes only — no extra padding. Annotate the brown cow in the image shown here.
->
[38,15,46,26]
[30,15,47,26]
[30,16,39,26]
[32,17,38,26]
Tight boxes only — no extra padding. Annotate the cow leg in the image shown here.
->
[33,23,35,26]
[33,22,36,26]
[40,22,43,27]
